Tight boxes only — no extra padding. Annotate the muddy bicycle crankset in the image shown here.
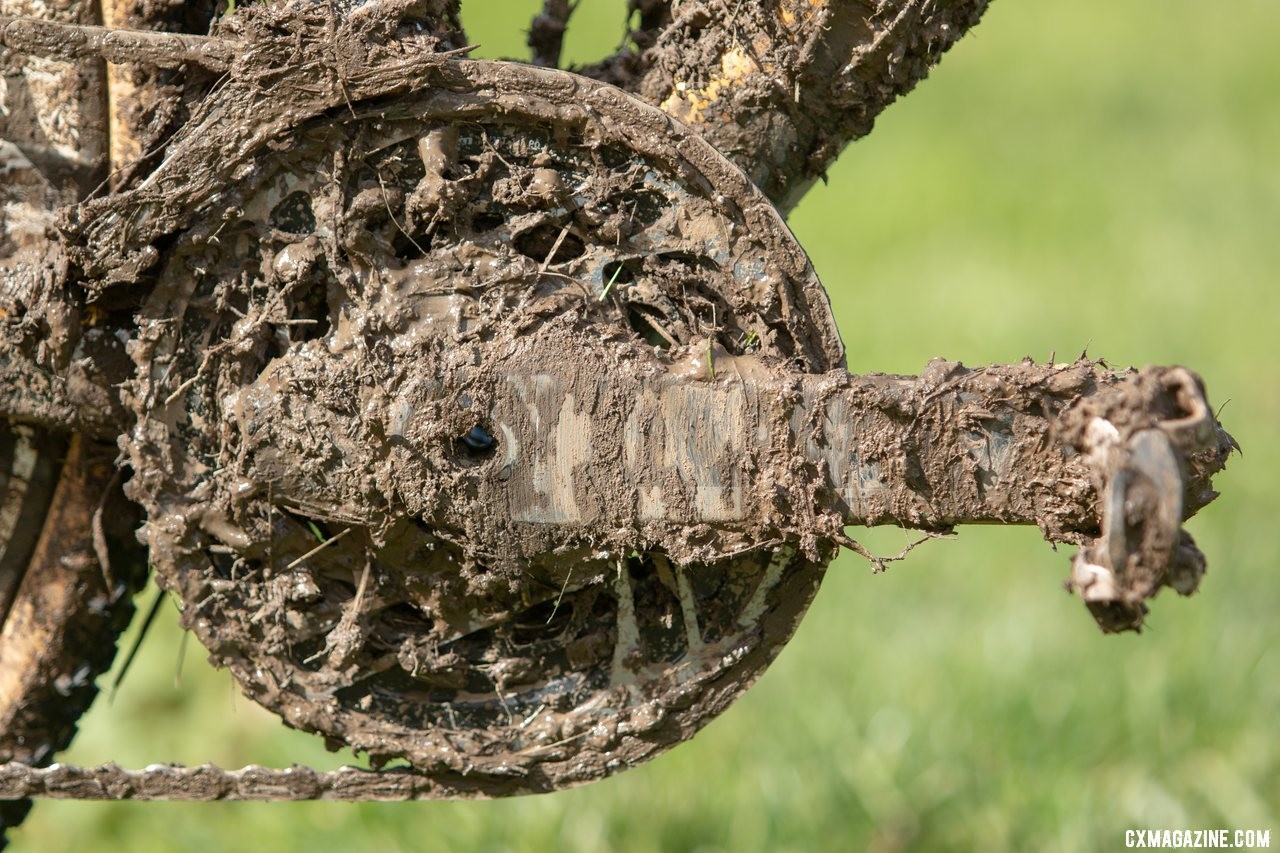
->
[0,1,1234,806]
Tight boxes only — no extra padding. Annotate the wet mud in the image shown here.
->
[94,6,843,793]
[0,1,1235,801]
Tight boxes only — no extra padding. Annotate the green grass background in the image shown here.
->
[16,1,1279,849]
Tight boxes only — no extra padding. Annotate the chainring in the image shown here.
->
[116,57,845,794]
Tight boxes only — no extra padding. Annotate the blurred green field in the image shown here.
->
[15,1,1279,850]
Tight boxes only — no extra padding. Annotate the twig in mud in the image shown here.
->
[305,550,373,666]
[519,703,547,729]
[519,727,591,755]
[90,466,123,589]
[174,628,190,688]
[285,527,354,570]
[539,222,574,272]
[547,566,574,624]
[110,584,167,700]
[836,529,953,574]
[377,172,427,256]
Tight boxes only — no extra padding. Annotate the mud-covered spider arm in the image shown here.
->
[577,0,992,213]
[4,0,988,213]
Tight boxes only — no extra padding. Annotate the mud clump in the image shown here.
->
[0,2,1234,799]
[84,13,841,793]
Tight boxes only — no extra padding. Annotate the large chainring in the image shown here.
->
[118,57,845,794]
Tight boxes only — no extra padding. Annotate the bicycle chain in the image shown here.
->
[0,761,474,801]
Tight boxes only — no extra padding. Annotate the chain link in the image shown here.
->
[0,762,462,801]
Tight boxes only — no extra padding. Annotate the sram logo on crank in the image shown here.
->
[114,57,841,793]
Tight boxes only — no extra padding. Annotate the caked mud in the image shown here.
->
[96,7,843,793]
[0,1,1235,803]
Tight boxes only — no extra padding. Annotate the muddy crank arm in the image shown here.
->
[0,310,1234,633]
[0,353,1234,803]
[0,3,1236,802]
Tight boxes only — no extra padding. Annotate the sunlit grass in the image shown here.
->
[15,1,1279,850]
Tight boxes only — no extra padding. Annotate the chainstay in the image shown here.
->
[0,762,477,801]
[0,436,145,844]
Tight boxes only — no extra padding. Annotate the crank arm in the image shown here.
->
[0,274,1234,634]
[208,330,1234,633]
